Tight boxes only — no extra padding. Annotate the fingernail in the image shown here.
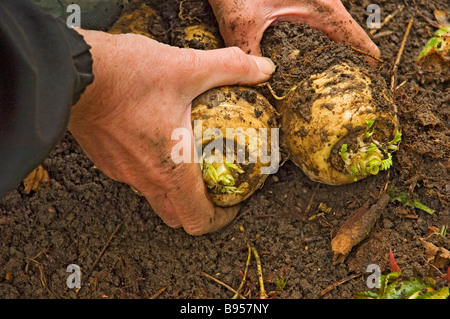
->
[254,57,276,75]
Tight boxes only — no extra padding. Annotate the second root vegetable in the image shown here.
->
[261,23,401,185]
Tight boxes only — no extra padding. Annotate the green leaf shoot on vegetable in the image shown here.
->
[338,121,401,182]
[364,120,375,139]
[201,153,244,194]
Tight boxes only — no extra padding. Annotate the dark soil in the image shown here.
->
[0,0,448,299]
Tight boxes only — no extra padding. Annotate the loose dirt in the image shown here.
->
[0,0,448,299]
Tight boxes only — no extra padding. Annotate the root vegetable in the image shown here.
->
[261,23,400,185]
[172,0,223,50]
[178,24,222,50]
[108,2,166,42]
[191,86,278,207]
[177,17,278,207]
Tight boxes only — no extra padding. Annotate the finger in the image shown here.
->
[219,25,271,57]
[178,46,276,98]
[167,136,240,235]
[162,157,238,236]
[270,3,380,62]
[208,0,269,55]
[141,189,183,229]
[139,118,239,235]
[317,8,381,61]
[168,120,239,235]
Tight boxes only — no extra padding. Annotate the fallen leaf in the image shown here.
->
[434,9,450,28]
[331,194,390,264]
[420,239,450,269]
[23,164,50,194]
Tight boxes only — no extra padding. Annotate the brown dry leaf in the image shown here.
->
[434,9,450,28]
[331,194,390,264]
[420,239,450,269]
[23,164,50,194]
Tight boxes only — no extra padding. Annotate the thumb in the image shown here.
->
[181,46,276,97]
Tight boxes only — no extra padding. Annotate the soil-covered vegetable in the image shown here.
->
[260,23,400,185]
[191,86,278,207]
[170,0,223,50]
[0,0,448,300]
[107,1,167,42]
[176,2,278,206]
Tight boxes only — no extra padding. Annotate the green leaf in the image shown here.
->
[413,200,436,214]
[393,278,430,299]
[380,153,393,171]
[389,189,436,214]
[364,120,375,139]
[418,27,450,59]
[389,130,402,146]
[435,26,450,37]
[421,286,450,299]
[354,291,379,299]
[378,272,402,298]
[366,143,378,154]
[339,144,348,158]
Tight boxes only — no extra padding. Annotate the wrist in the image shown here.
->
[69,29,122,128]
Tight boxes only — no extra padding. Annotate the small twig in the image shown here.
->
[251,246,267,299]
[301,44,335,60]
[25,248,50,273]
[391,18,414,90]
[257,82,297,100]
[238,226,266,299]
[373,30,394,39]
[24,248,61,298]
[305,184,320,214]
[349,46,384,63]
[370,5,405,35]
[415,9,441,29]
[232,245,252,299]
[149,286,168,299]
[320,273,363,296]
[89,223,122,277]
[78,223,122,293]
[38,264,61,299]
[395,80,408,90]
[200,271,244,298]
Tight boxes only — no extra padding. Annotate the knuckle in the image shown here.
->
[183,218,212,236]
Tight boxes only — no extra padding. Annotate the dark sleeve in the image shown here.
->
[0,0,94,196]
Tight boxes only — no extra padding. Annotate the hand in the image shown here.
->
[209,0,380,62]
[69,29,276,235]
